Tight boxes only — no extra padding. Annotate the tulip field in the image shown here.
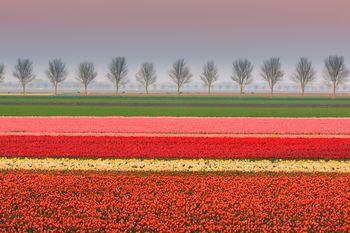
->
[0,97,350,232]
[1,172,350,232]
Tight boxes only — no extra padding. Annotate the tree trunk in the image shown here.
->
[115,84,119,96]
[208,85,211,95]
[301,85,305,96]
[177,85,180,95]
[270,86,274,97]
[239,84,243,95]
[146,85,149,95]
[54,84,58,96]
[84,84,88,96]
[22,84,26,96]
[332,83,336,98]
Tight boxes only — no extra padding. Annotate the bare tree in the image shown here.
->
[0,64,4,83]
[291,57,316,96]
[324,55,349,97]
[200,61,219,95]
[13,59,36,95]
[231,59,254,95]
[136,62,157,94]
[169,59,192,95]
[76,62,97,96]
[46,59,68,95]
[107,57,128,96]
[261,57,284,96]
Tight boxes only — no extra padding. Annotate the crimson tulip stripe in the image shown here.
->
[1,135,350,159]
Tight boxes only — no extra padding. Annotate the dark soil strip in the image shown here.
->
[0,102,350,108]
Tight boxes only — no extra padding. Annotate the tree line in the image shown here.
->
[0,56,349,96]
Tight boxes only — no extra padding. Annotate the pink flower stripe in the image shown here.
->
[1,132,350,138]
[0,117,350,135]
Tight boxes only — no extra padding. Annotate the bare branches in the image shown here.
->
[291,57,316,96]
[2,56,350,96]
[136,62,157,95]
[231,59,254,95]
[46,59,68,95]
[261,57,284,96]
[0,64,4,83]
[169,59,192,95]
[107,57,128,96]
[13,59,36,95]
[324,55,349,97]
[292,57,316,96]
[200,61,219,95]
[76,62,97,96]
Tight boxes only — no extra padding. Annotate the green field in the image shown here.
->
[0,95,349,117]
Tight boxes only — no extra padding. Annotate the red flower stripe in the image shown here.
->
[1,171,349,232]
[1,135,350,159]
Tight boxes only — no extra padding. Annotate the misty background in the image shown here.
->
[0,0,349,94]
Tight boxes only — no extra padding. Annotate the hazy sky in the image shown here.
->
[1,0,350,87]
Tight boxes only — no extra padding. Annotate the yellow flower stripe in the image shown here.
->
[1,157,350,173]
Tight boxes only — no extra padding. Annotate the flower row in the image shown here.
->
[0,135,350,159]
[1,171,349,232]
[0,117,349,135]
[2,157,350,173]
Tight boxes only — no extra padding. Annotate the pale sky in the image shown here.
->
[1,0,349,91]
